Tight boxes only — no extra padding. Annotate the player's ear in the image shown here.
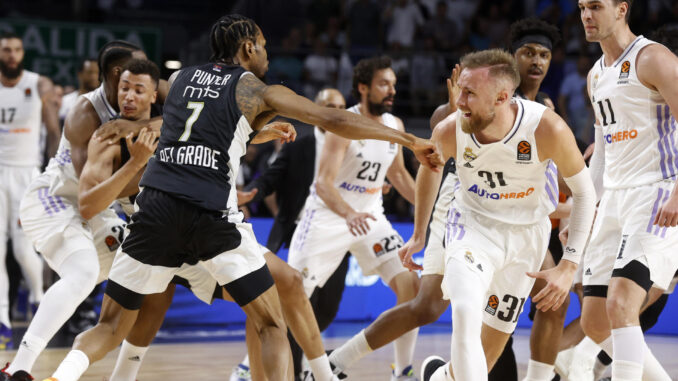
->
[496,89,509,106]
[151,90,157,104]
[358,82,369,97]
[243,40,255,58]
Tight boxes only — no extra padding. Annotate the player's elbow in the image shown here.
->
[78,198,97,220]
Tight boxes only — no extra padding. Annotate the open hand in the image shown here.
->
[97,119,150,145]
[398,236,425,271]
[251,121,297,144]
[527,261,576,312]
[346,211,377,236]
[654,194,678,227]
[447,64,461,111]
[127,127,158,166]
[237,188,258,206]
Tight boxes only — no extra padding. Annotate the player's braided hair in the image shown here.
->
[210,14,259,63]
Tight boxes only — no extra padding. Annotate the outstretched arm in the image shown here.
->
[399,116,457,270]
[233,74,442,170]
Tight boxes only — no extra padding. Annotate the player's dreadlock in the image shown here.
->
[209,14,259,63]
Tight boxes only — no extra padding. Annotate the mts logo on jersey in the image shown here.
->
[182,69,232,99]
[605,129,638,144]
[467,184,534,200]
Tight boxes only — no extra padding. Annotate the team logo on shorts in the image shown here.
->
[373,243,385,257]
[619,61,631,80]
[104,235,120,251]
[485,295,499,315]
[463,147,477,168]
[617,234,629,259]
[517,140,531,161]
[464,251,474,264]
[585,268,592,276]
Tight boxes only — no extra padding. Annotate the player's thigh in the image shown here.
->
[288,209,354,295]
[350,215,406,285]
[484,220,550,334]
[481,323,513,369]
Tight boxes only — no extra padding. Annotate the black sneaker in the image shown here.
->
[9,370,33,381]
[326,350,347,380]
[0,363,11,381]
[421,356,446,381]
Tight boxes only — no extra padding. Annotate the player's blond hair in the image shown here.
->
[460,49,521,92]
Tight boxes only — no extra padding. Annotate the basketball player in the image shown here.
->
[287,55,421,380]
[576,0,678,379]
[59,59,100,125]
[0,32,59,350]
[329,20,566,381]
[0,41,149,381]
[43,14,440,381]
[415,49,596,381]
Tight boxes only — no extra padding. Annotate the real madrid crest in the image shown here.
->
[463,147,477,168]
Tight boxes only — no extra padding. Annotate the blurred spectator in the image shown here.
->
[410,36,445,115]
[423,1,462,51]
[306,0,343,35]
[302,38,338,98]
[346,0,382,57]
[558,54,593,143]
[485,3,510,47]
[385,0,424,49]
[469,15,491,50]
[336,51,355,101]
[267,36,304,92]
[59,58,99,125]
[320,16,347,51]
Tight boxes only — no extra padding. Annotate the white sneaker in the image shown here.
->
[554,347,575,380]
[229,363,251,381]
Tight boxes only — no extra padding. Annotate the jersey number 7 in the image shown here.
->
[179,101,204,141]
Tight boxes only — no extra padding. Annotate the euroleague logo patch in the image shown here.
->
[485,295,499,316]
[373,243,385,257]
[105,235,120,251]
[517,140,531,161]
[619,60,630,80]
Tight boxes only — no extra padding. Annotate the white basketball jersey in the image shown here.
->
[42,84,118,199]
[310,105,399,214]
[455,98,557,225]
[0,71,42,167]
[589,36,676,189]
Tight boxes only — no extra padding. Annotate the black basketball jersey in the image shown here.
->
[140,63,253,211]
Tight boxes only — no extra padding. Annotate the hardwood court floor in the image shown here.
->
[2,330,677,380]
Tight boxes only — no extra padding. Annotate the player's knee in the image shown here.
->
[580,311,608,342]
[275,265,304,296]
[411,296,446,326]
[452,299,482,334]
[605,294,637,325]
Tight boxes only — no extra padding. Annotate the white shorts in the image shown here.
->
[108,223,267,301]
[288,204,406,296]
[442,201,551,333]
[423,174,458,276]
[0,165,39,239]
[19,176,125,282]
[583,181,678,293]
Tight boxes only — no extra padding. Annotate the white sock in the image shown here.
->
[329,329,373,370]
[52,350,90,381]
[109,340,149,381]
[10,250,98,373]
[575,336,602,358]
[612,327,644,381]
[393,328,418,375]
[308,353,334,381]
[240,354,250,367]
[596,335,613,357]
[7,332,48,374]
[431,362,454,381]
[642,345,671,381]
[613,360,643,381]
[525,359,554,381]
